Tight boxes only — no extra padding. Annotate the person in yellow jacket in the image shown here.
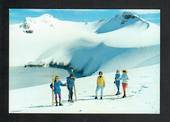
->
[95,71,105,99]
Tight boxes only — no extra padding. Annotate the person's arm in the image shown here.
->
[118,74,121,80]
[118,75,122,80]
[59,80,67,86]
[66,77,69,86]
[114,74,118,83]
[72,78,75,86]
[126,75,129,80]
[97,77,99,85]
[103,77,105,87]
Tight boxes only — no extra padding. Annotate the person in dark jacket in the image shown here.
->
[50,76,66,106]
[66,74,75,102]
[114,70,121,95]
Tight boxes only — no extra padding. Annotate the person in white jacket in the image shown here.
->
[120,70,129,98]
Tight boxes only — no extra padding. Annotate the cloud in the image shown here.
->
[120,9,160,14]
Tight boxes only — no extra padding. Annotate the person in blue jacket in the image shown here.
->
[114,70,121,95]
[66,74,75,102]
[50,75,66,106]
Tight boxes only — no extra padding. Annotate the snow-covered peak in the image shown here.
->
[19,14,59,33]
[38,14,54,19]
[96,11,149,33]
[114,11,148,25]
[121,11,148,24]
[121,11,138,18]
[25,14,57,24]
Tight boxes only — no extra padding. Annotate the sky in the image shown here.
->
[9,9,160,24]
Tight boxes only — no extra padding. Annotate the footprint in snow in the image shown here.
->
[131,91,137,94]
[141,85,148,88]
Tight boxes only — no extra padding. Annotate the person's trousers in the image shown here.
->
[115,80,120,93]
[55,93,61,103]
[96,86,104,97]
[122,83,128,92]
[68,87,73,100]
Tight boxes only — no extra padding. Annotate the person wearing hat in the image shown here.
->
[50,75,66,106]
[66,74,75,102]
[114,70,121,95]
[120,70,129,98]
[95,71,105,99]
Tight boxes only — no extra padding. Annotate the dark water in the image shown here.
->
[9,67,69,90]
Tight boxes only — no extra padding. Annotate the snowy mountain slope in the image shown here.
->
[20,14,90,33]
[98,44,160,73]
[9,14,96,66]
[136,54,160,67]
[69,43,160,76]
[97,21,160,47]
[10,12,160,77]
[33,41,159,77]
[9,64,160,113]
[34,39,97,65]
[96,12,149,33]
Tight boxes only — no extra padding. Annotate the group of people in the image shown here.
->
[50,74,75,106]
[95,70,129,100]
[50,70,129,106]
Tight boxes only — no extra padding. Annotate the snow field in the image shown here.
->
[9,64,160,113]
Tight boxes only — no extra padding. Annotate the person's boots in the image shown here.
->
[122,91,126,98]
[95,96,97,99]
[116,91,120,95]
[100,97,103,99]
[68,95,71,102]
[70,94,74,102]
[55,100,58,106]
[59,98,63,106]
